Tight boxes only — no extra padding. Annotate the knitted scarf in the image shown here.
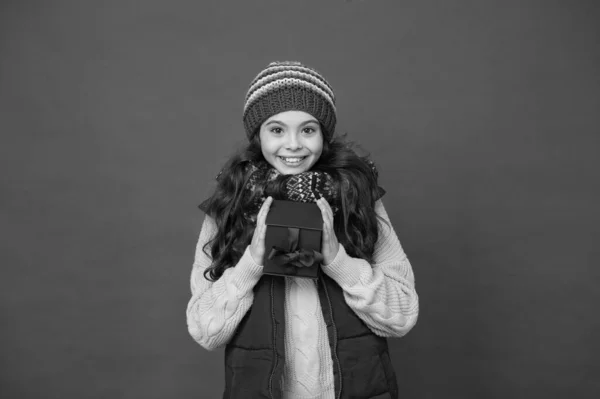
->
[239,160,340,223]
[200,159,384,223]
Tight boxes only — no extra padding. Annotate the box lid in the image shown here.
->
[266,200,322,230]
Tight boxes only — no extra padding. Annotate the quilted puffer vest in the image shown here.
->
[222,271,399,399]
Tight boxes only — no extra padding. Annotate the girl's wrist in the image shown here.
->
[322,244,342,267]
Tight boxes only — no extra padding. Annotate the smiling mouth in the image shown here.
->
[278,156,308,165]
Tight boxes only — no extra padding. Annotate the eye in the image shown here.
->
[302,126,318,134]
[269,127,283,134]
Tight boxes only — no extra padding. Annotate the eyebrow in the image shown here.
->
[264,119,319,127]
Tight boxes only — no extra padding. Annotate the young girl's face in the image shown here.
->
[258,110,324,175]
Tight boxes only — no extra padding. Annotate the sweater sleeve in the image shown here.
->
[320,200,419,338]
[186,215,264,350]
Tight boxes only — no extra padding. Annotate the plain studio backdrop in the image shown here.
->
[1,1,598,398]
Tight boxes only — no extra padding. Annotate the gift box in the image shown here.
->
[263,200,323,279]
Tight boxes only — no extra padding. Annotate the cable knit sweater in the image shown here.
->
[187,199,419,399]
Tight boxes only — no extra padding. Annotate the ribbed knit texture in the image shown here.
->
[242,61,337,141]
[281,277,334,399]
[187,200,419,398]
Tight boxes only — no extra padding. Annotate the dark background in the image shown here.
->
[1,0,599,398]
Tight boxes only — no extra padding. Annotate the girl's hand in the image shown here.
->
[249,196,273,266]
[317,197,339,265]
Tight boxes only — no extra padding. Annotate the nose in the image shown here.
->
[285,132,303,150]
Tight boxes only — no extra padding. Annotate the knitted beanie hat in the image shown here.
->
[242,61,337,142]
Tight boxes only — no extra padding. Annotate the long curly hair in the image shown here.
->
[200,133,386,282]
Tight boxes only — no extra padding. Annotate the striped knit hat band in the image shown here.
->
[243,61,337,141]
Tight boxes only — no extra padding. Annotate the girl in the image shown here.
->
[187,61,419,399]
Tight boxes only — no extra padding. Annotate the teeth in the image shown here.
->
[280,157,305,164]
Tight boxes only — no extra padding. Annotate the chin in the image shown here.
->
[276,166,309,175]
